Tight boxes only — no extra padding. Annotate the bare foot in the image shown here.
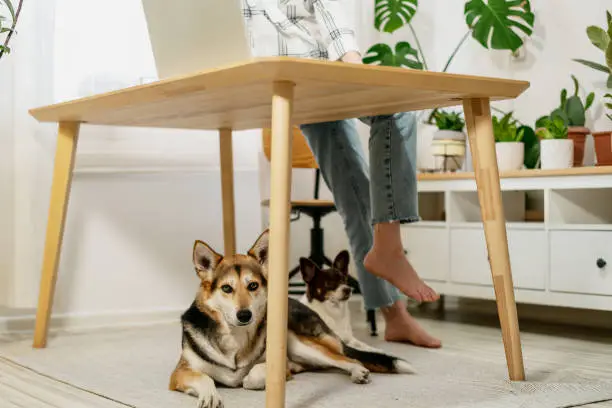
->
[364,247,439,303]
[382,301,442,348]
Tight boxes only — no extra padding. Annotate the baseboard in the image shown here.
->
[0,307,185,334]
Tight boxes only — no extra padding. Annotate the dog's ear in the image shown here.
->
[248,229,269,266]
[193,240,223,281]
[333,250,350,275]
[299,257,320,283]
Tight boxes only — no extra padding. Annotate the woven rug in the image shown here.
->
[1,323,611,408]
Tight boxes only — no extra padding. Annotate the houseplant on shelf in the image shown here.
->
[364,0,536,171]
[592,93,612,166]
[544,75,595,166]
[493,112,525,171]
[430,110,466,172]
[535,115,572,170]
[0,0,23,61]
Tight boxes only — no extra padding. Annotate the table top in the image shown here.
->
[30,57,530,131]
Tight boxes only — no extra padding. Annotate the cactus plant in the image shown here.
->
[550,75,595,127]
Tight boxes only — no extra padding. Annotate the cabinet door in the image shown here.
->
[402,226,448,282]
[450,228,547,290]
[550,231,612,296]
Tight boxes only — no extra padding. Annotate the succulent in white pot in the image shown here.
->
[430,110,466,172]
[493,112,525,171]
[536,115,573,170]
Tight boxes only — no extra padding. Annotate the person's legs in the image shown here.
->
[360,113,439,303]
[300,119,440,348]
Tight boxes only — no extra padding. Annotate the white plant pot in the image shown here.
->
[540,139,574,170]
[495,142,524,171]
[417,122,439,171]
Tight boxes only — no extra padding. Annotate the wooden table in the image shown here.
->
[29,57,530,407]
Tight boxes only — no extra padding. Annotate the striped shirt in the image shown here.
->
[241,0,360,61]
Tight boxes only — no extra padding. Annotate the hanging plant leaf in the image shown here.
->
[607,42,612,74]
[464,0,535,52]
[374,0,418,34]
[363,42,424,69]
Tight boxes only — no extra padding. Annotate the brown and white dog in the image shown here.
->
[169,230,414,408]
[299,251,383,353]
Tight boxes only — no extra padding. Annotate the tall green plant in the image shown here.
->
[573,10,612,88]
[605,93,612,122]
[549,75,595,127]
[0,0,22,60]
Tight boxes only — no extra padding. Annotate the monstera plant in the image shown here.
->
[363,0,535,70]
[0,0,22,61]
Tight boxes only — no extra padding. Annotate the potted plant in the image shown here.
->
[541,76,595,166]
[493,112,525,171]
[592,93,612,166]
[0,0,23,61]
[573,10,612,89]
[430,110,466,172]
[536,115,573,170]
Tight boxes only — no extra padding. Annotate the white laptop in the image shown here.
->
[141,0,253,79]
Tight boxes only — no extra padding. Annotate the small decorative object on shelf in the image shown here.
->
[536,115,573,170]
[493,112,525,171]
[431,110,466,172]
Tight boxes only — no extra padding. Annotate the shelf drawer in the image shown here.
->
[450,228,547,290]
[402,226,448,282]
[550,231,612,296]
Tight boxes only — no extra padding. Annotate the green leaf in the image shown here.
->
[0,27,12,33]
[560,88,567,107]
[586,26,610,51]
[571,74,580,96]
[0,44,11,54]
[374,0,418,33]
[363,42,424,69]
[608,74,612,88]
[573,58,611,73]
[464,0,535,52]
[585,92,595,110]
[607,42,612,73]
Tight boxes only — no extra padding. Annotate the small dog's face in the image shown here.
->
[300,251,352,305]
[192,230,269,328]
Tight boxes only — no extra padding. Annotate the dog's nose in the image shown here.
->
[236,309,253,324]
[342,287,352,296]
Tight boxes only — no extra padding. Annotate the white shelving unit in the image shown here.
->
[404,167,612,311]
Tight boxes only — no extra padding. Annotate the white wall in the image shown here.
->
[4,0,263,326]
[0,51,14,306]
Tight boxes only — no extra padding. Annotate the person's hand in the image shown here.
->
[341,51,363,64]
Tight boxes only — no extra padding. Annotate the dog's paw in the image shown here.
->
[197,389,223,408]
[243,364,267,391]
[350,366,371,384]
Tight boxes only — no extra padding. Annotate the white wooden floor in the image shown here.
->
[1,298,611,407]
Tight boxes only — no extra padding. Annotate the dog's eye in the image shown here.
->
[247,282,259,291]
[221,284,233,294]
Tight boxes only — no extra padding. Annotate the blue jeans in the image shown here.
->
[300,112,420,310]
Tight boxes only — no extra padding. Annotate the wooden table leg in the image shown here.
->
[463,98,526,381]
[33,121,80,349]
[265,81,295,408]
[219,128,236,256]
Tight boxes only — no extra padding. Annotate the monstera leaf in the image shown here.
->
[363,42,423,69]
[464,0,535,52]
[374,0,418,33]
